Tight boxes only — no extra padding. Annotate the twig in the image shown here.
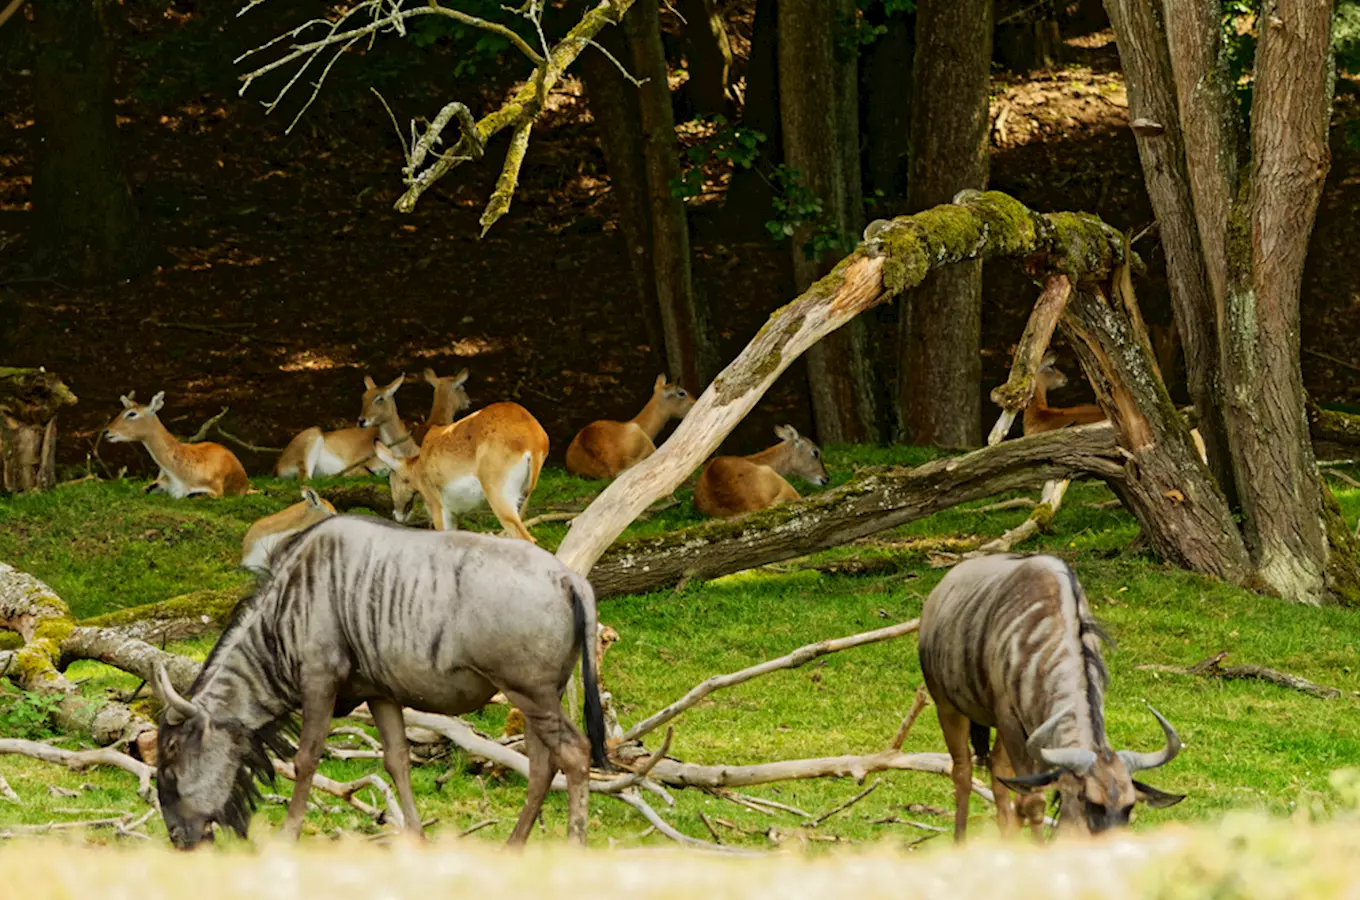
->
[890,687,931,751]
[622,619,921,742]
[1305,347,1360,375]
[330,725,383,751]
[184,407,230,443]
[1137,651,1343,700]
[613,790,747,853]
[458,817,500,837]
[697,810,722,843]
[142,316,290,346]
[215,427,282,454]
[965,497,1037,514]
[869,816,949,832]
[1323,468,1360,490]
[521,511,579,528]
[708,789,810,818]
[0,0,24,28]
[966,479,1068,557]
[806,779,879,828]
[584,36,646,86]
[0,740,155,806]
[271,759,406,828]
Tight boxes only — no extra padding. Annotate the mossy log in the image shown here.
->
[588,423,1124,598]
[1310,403,1360,449]
[0,367,77,494]
[556,190,1133,578]
[319,483,394,516]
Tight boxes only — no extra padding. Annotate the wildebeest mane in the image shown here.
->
[1063,563,1111,745]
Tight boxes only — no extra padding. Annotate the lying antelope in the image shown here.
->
[919,554,1184,841]
[565,374,695,480]
[274,375,415,479]
[104,392,249,498]
[1023,354,1106,436]
[151,515,608,849]
[694,425,829,518]
[424,367,471,428]
[374,401,549,542]
[240,486,336,572]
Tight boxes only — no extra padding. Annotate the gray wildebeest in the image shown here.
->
[149,515,608,849]
[918,554,1184,840]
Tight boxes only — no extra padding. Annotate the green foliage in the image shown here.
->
[0,688,62,740]
[1222,0,1257,127]
[1338,0,1360,77]
[851,0,915,50]
[669,115,766,199]
[405,2,520,79]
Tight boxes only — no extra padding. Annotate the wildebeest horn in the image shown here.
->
[1038,747,1098,775]
[1118,705,1182,773]
[1025,707,1068,759]
[151,662,200,724]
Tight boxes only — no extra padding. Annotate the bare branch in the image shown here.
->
[805,779,879,828]
[271,758,406,828]
[584,37,646,86]
[890,686,931,751]
[0,739,155,806]
[612,790,749,852]
[479,117,534,236]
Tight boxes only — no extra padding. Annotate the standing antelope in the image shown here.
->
[565,375,695,480]
[693,425,829,518]
[150,516,608,849]
[374,401,549,542]
[240,486,336,572]
[424,367,471,428]
[274,375,415,479]
[918,554,1184,841]
[104,392,249,498]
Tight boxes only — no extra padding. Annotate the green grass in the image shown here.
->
[2,449,1359,850]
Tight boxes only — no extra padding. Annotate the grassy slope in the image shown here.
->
[1,448,1358,850]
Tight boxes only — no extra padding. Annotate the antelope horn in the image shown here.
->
[1024,707,1069,760]
[151,662,201,725]
[1038,747,1098,775]
[1118,706,1182,773]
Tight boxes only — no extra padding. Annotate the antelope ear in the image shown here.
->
[383,374,405,396]
[373,441,401,470]
[450,368,470,389]
[997,770,1064,794]
[1040,352,1058,368]
[148,391,166,414]
[423,368,439,385]
[364,375,377,390]
[774,424,797,442]
[301,486,323,508]
[654,373,667,391]
[1133,780,1186,809]
[120,393,135,408]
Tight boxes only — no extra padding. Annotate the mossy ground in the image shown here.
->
[1,447,1358,850]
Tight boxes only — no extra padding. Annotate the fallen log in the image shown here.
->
[588,423,1123,598]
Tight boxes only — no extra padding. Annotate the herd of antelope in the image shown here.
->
[101,359,1185,849]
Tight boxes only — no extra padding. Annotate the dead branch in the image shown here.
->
[0,739,155,805]
[141,316,289,346]
[966,497,1038,514]
[613,789,745,852]
[521,511,579,528]
[459,817,500,837]
[1137,651,1344,700]
[0,772,19,804]
[806,779,879,827]
[271,759,405,828]
[967,479,1068,557]
[183,408,230,443]
[0,0,25,29]
[479,117,534,236]
[621,619,921,743]
[214,427,282,455]
[987,274,1074,445]
[890,686,931,751]
[708,789,809,818]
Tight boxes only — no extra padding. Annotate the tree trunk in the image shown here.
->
[897,0,993,448]
[859,6,914,207]
[31,0,143,283]
[0,368,77,494]
[676,0,732,117]
[723,0,780,236]
[589,423,1123,597]
[778,0,879,444]
[625,0,716,392]
[579,19,668,370]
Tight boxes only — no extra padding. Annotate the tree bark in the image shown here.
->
[859,6,914,205]
[588,423,1123,597]
[0,368,77,494]
[625,0,716,392]
[676,0,732,117]
[723,0,780,236]
[778,0,879,444]
[578,17,668,368]
[31,0,144,282]
[897,0,993,448]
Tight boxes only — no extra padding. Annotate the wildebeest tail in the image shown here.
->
[570,575,611,772]
[970,722,991,769]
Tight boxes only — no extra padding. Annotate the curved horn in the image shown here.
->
[1024,707,1070,761]
[1118,706,1182,773]
[1039,747,1097,775]
[151,662,200,725]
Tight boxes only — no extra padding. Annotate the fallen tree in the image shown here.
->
[589,422,1122,597]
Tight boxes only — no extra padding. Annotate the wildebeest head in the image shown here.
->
[1000,706,1185,834]
[152,664,254,850]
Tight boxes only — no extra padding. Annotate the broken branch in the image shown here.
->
[1137,651,1344,700]
[0,739,155,805]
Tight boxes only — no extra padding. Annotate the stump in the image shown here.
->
[0,367,77,493]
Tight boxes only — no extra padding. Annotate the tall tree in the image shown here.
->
[778,0,880,443]
[676,0,734,117]
[859,3,914,205]
[1106,0,1360,604]
[31,0,143,282]
[625,0,717,392]
[723,0,780,236]
[897,0,993,447]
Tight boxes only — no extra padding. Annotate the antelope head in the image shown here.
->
[104,391,166,443]
[773,424,828,486]
[653,374,696,421]
[359,374,405,429]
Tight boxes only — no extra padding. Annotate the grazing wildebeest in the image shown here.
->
[918,554,1184,841]
[150,515,608,850]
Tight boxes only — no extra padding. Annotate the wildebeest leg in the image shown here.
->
[369,697,423,838]
[281,682,338,841]
[935,698,974,842]
[998,726,1047,840]
[508,689,590,845]
[989,735,1019,837]
[506,715,556,846]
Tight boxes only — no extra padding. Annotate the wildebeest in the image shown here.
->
[150,515,608,849]
[918,554,1184,840]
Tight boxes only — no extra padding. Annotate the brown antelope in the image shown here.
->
[373,401,549,542]
[424,367,471,428]
[274,375,416,479]
[919,554,1184,842]
[565,375,696,480]
[693,425,829,518]
[240,486,336,572]
[1023,354,1106,436]
[104,392,249,498]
